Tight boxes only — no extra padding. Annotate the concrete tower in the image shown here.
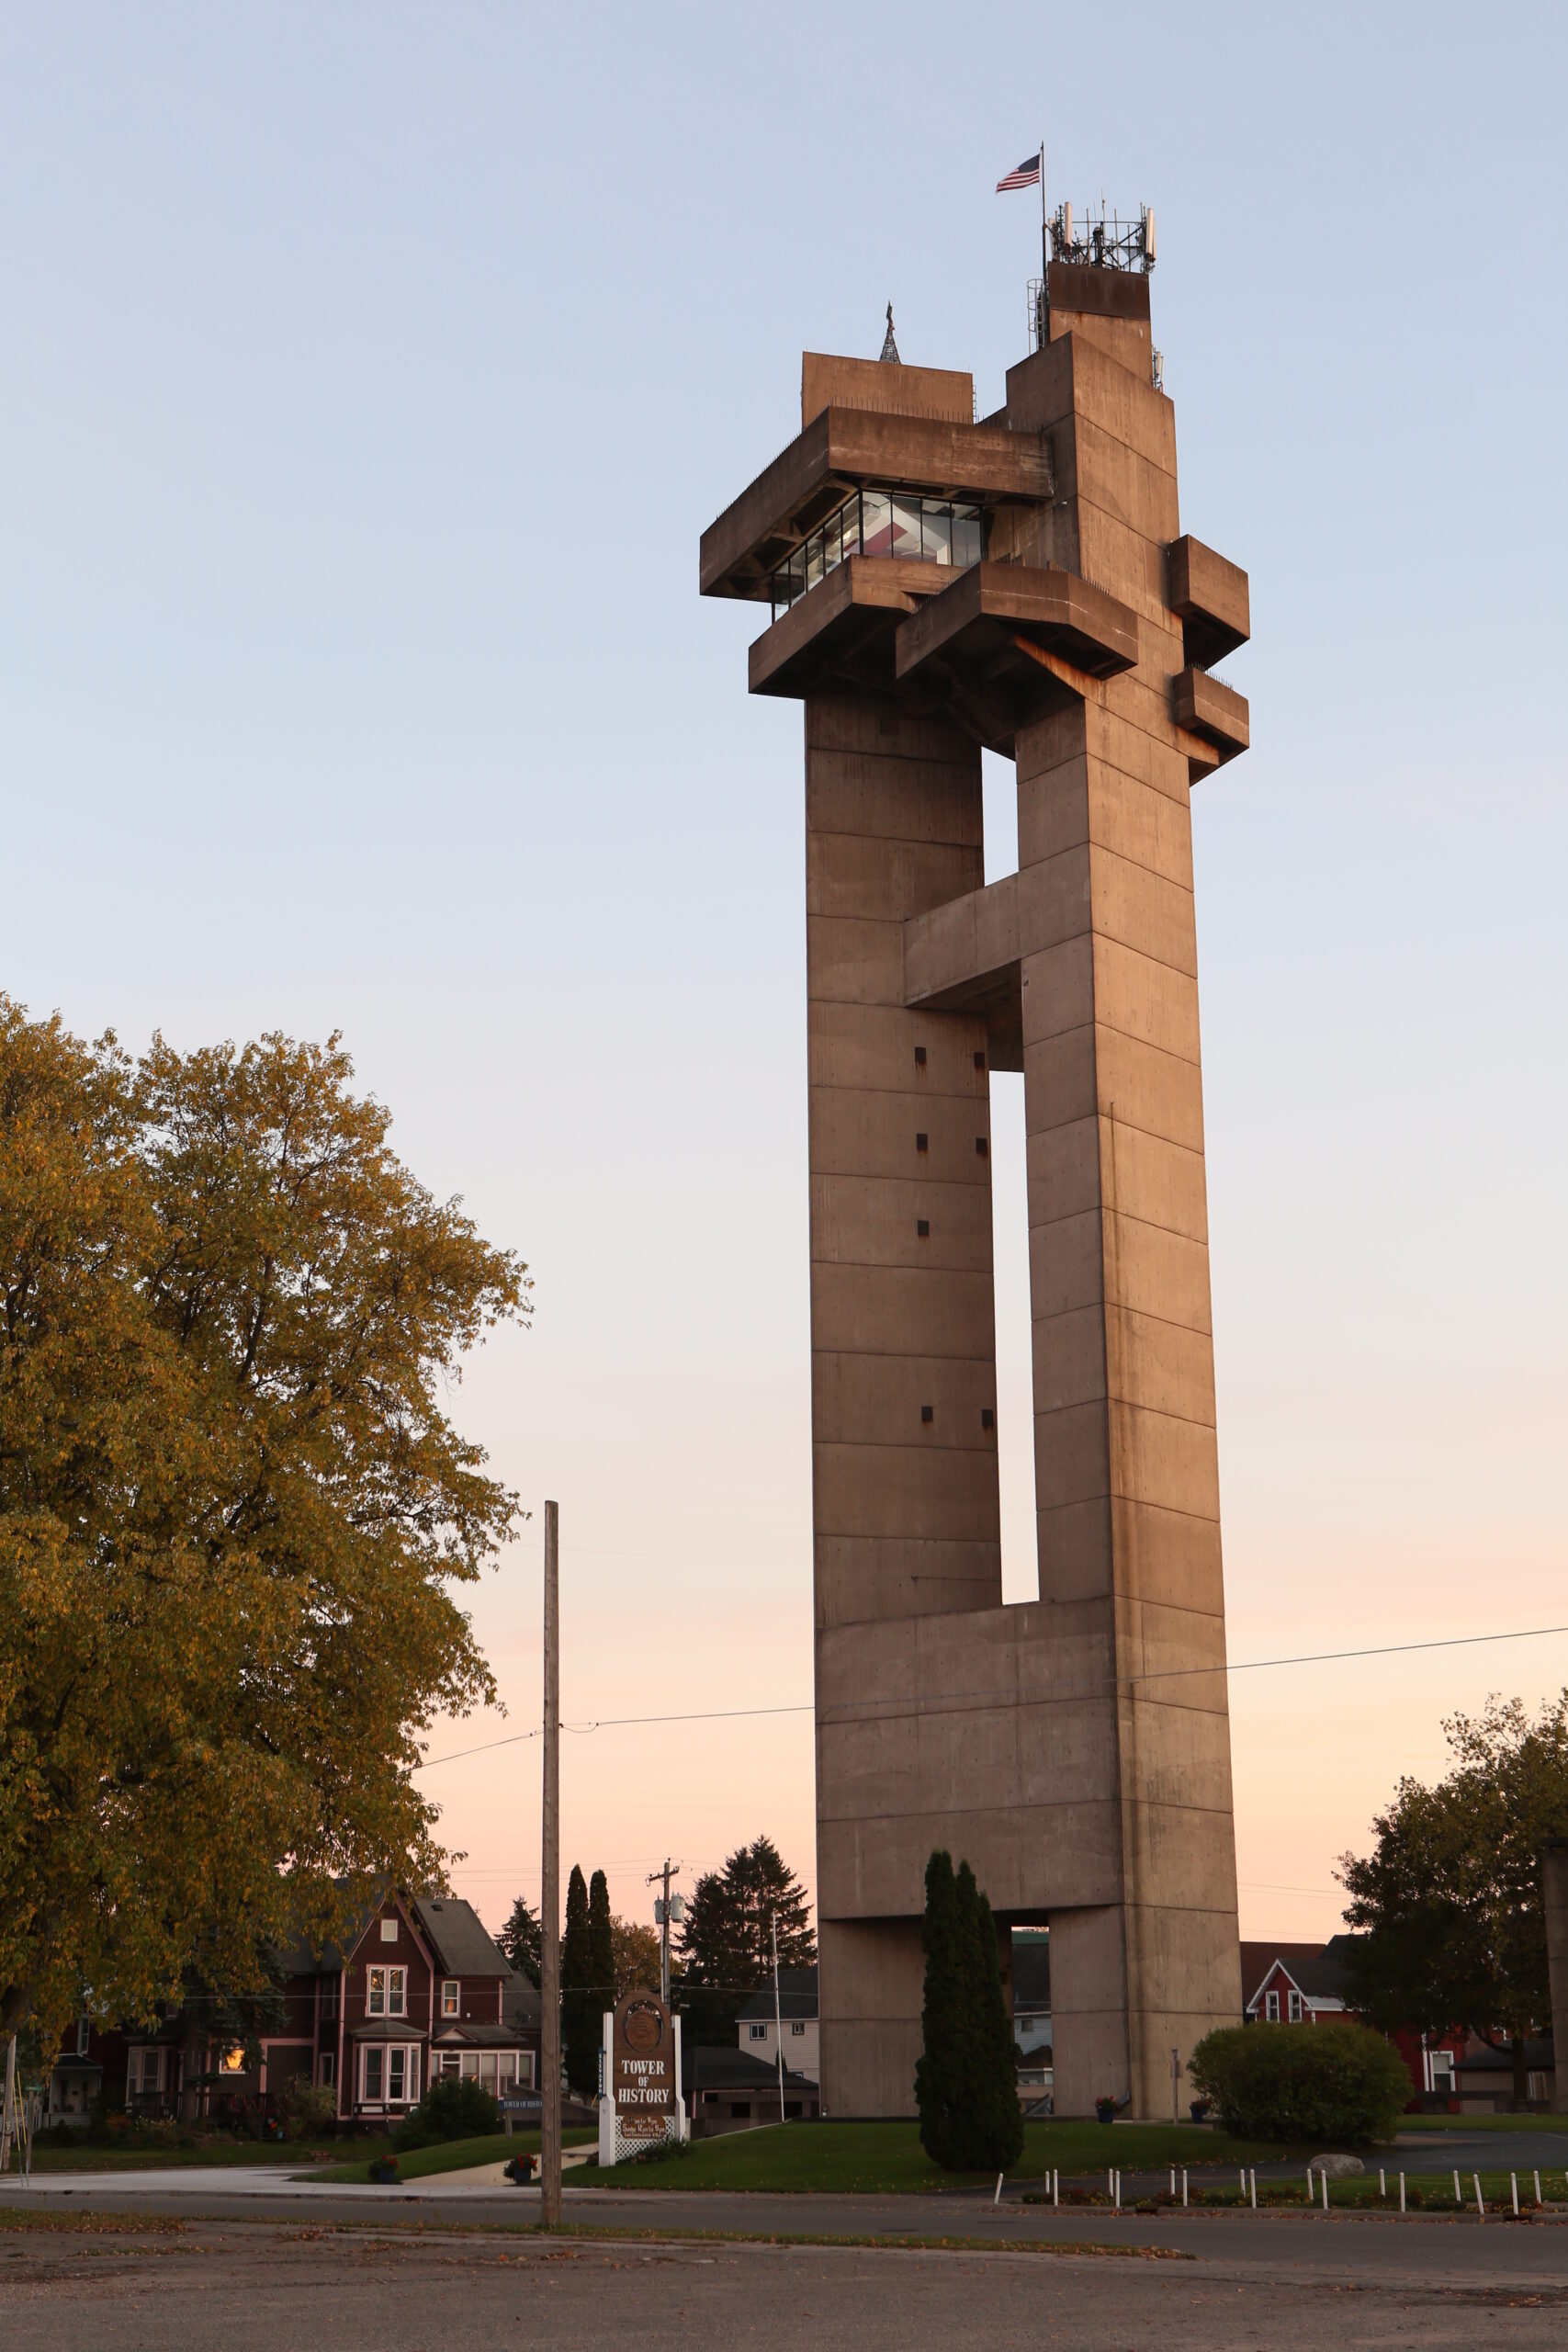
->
[701,229,1249,2119]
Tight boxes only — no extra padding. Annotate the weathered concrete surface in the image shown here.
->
[706,264,1251,2123]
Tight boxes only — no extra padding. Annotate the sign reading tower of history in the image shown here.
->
[701,208,1249,2119]
[597,1993,684,2165]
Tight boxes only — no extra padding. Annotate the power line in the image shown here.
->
[412,1620,1568,1770]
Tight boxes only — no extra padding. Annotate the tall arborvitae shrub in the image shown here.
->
[589,1869,615,2009]
[915,1850,968,2165]
[966,1873,1024,2171]
[916,1851,1023,2170]
[560,1864,597,2098]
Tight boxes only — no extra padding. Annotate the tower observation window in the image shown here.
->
[770,490,983,618]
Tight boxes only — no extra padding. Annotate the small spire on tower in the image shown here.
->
[879,302,900,364]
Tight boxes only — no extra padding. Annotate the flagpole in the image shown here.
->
[1040,141,1047,283]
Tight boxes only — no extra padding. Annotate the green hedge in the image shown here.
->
[392,2075,501,2151]
[1189,2021,1411,2144]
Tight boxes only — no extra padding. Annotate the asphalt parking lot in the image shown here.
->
[3,2210,1568,2351]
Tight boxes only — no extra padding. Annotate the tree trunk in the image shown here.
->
[178,2015,204,2126]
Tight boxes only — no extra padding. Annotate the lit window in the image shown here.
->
[1288,1991,1303,2023]
[388,1966,406,2018]
[367,1967,387,2017]
[1264,1991,1280,2022]
[220,2046,246,2075]
[442,1981,459,2018]
[749,2022,767,2041]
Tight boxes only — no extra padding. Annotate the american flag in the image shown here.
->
[996,153,1041,193]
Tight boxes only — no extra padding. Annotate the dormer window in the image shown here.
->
[1265,1990,1280,2021]
[442,1980,460,2018]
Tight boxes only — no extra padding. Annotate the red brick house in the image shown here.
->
[44,1891,540,2132]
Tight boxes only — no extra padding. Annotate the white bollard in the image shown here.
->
[1473,2173,1484,2219]
[1239,2166,1246,2197]
[1379,2167,1386,2198]
[1114,2169,1121,2211]
[1169,2165,1176,2197]
[1249,2167,1257,2210]
[1053,2167,1058,2209]
[1534,2168,1542,2208]
[1182,2167,1189,2209]
[1399,2173,1405,2214]
[1321,2167,1329,2214]
[1510,2173,1517,2217]
[1453,2168,1461,2205]
[994,2172,1003,2207]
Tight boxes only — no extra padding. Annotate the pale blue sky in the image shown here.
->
[6,4,1564,1936]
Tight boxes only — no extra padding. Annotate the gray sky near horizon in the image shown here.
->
[5,3,1564,1941]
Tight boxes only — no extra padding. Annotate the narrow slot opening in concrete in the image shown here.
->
[988,1065,1037,1605]
[982,746,1019,885]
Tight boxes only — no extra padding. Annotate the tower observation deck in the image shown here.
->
[700,241,1250,2120]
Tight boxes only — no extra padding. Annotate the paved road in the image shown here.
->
[2,2211,1566,2350]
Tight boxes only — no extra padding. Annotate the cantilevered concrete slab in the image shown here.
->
[702,241,1250,2121]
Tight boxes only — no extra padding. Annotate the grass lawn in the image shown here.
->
[28,2136,394,2173]
[309,2128,597,2186]
[568,2119,1294,2195]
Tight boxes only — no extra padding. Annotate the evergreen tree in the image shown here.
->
[497,1894,541,1989]
[673,1835,817,2051]
[588,1870,615,2019]
[915,1850,1022,2171]
[560,1865,597,2099]
[915,1849,969,2166]
[966,1870,1024,2170]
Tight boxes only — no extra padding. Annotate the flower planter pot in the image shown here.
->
[1095,2098,1116,2124]
[367,2158,400,2184]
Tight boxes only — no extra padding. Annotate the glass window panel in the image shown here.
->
[389,2048,406,2101]
[368,1969,385,2017]
[365,2048,383,2099]
[520,2052,536,2088]
[889,496,920,561]
[921,503,953,565]
[821,506,841,573]
[843,492,862,557]
[861,492,893,559]
[389,1967,406,2017]
[953,507,982,567]
[460,2052,477,2077]
[804,530,824,591]
[478,2052,498,2090]
[497,2053,517,2087]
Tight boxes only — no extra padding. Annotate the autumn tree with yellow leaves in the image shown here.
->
[0,1000,529,2049]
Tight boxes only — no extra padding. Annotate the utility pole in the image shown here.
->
[647,1858,682,2008]
[772,1911,785,2124]
[540,1500,561,2228]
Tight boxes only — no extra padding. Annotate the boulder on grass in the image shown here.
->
[1308,2154,1364,2179]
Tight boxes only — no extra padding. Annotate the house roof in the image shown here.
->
[689,2044,818,2095]
[1239,1941,1337,2011]
[1012,1940,1050,2010]
[736,1969,818,2023]
[410,1895,511,1979]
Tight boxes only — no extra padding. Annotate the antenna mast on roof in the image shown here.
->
[879,302,900,364]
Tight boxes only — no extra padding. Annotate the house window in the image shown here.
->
[1265,1991,1280,2022]
[367,1965,406,2019]
[388,2048,407,2103]
[318,2053,335,2089]
[1428,2050,1454,2091]
[364,2047,384,2101]
[76,2018,91,2057]
[442,1981,460,2018]
[749,2022,767,2041]
[379,1918,398,1943]
[1288,1991,1303,2023]
[518,2052,536,2089]
[790,2021,806,2037]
